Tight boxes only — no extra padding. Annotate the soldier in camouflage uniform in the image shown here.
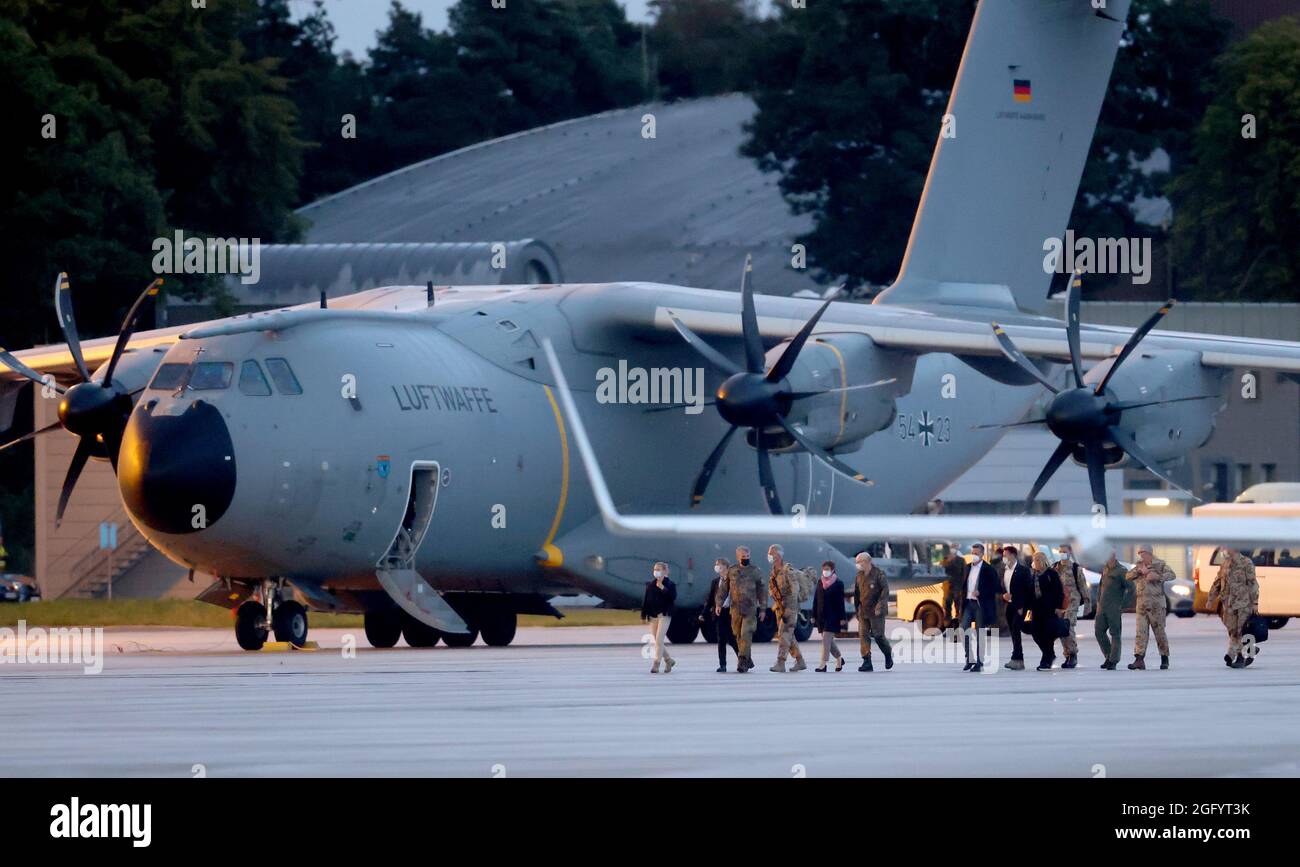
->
[1126,544,1174,670]
[1207,547,1260,669]
[766,544,807,672]
[722,545,767,673]
[853,552,893,672]
[1053,544,1090,669]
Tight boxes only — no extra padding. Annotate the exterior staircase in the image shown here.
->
[49,510,154,598]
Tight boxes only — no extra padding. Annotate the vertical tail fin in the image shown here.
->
[875,0,1131,312]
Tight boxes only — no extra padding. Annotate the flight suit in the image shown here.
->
[1207,551,1259,663]
[854,565,891,665]
[769,563,806,671]
[1093,561,1129,668]
[1053,558,1090,662]
[724,562,767,672]
[1128,557,1174,663]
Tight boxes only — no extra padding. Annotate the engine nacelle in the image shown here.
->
[1086,349,1227,465]
[757,333,914,453]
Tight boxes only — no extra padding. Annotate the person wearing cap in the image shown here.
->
[1126,544,1175,670]
[640,561,677,673]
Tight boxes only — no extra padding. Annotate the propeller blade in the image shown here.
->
[1094,299,1175,396]
[788,377,896,400]
[971,417,1048,431]
[1085,443,1109,513]
[1023,440,1073,512]
[54,272,91,383]
[1107,426,1201,502]
[642,399,718,414]
[0,348,65,393]
[668,316,742,376]
[55,438,92,527]
[990,323,1060,394]
[766,289,841,383]
[738,255,766,374]
[0,420,63,453]
[1110,394,1217,412]
[775,416,871,484]
[755,430,782,515]
[1065,269,1085,388]
[101,278,163,385]
[690,425,739,508]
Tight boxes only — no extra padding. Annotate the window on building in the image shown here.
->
[238,360,272,396]
[264,358,302,395]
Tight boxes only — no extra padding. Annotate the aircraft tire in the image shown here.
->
[480,610,517,647]
[364,609,403,648]
[753,608,777,643]
[235,601,269,651]
[441,628,479,648]
[700,618,718,645]
[401,614,441,648]
[793,610,814,643]
[1268,617,1288,629]
[272,600,309,646]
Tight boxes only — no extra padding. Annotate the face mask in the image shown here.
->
[822,569,833,578]
[1061,552,1073,561]
[714,564,725,575]
[740,558,750,566]
[653,570,665,580]
[768,555,775,564]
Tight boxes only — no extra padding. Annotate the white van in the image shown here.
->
[1191,501,1300,628]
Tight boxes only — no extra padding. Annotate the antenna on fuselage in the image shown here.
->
[426,280,435,307]
[320,291,327,309]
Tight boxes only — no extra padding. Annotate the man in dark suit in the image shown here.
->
[702,558,739,672]
[998,545,1035,670]
[960,543,1001,672]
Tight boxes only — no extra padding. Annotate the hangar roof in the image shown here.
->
[298,95,823,296]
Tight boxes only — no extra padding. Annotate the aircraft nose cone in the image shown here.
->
[118,400,237,535]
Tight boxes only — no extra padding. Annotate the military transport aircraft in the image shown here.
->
[3,0,1299,651]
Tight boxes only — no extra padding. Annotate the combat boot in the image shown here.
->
[1224,654,1234,667]
[1005,659,1025,670]
[1062,654,1077,669]
[790,657,807,672]
[1159,655,1169,670]
[770,659,787,673]
[859,657,873,672]
[1127,655,1145,670]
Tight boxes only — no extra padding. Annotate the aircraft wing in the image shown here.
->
[541,338,1300,563]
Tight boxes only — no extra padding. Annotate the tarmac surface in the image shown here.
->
[1,615,1297,777]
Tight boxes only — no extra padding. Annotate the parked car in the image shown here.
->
[0,574,40,603]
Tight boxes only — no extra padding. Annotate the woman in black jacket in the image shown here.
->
[640,561,677,674]
[812,560,847,672]
[1027,551,1066,671]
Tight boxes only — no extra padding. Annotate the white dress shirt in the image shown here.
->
[966,560,982,599]
[1003,562,1015,593]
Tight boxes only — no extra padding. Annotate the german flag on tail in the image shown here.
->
[1013,79,1032,103]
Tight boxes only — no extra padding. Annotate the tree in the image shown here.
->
[741,0,974,292]
[649,0,761,99]
[1170,17,1300,301]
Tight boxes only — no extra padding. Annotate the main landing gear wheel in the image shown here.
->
[479,610,518,647]
[753,608,777,643]
[793,610,814,643]
[401,612,441,648]
[441,628,479,648]
[364,609,403,648]
[666,614,700,644]
[272,600,309,646]
[235,601,269,651]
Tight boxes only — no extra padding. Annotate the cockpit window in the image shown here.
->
[188,361,234,391]
[264,357,302,395]
[150,363,189,391]
[238,360,272,396]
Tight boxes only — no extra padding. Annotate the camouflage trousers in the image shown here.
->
[731,608,757,664]
[1060,605,1080,655]
[1134,606,1169,657]
[1221,606,1251,658]
[774,608,803,664]
[859,614,886,658]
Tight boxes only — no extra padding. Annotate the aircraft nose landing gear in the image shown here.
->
[233,580,309,650]
[235,600,269,651]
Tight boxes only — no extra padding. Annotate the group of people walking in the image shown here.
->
[943,542,1263,672]
[642,540,1264,674]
